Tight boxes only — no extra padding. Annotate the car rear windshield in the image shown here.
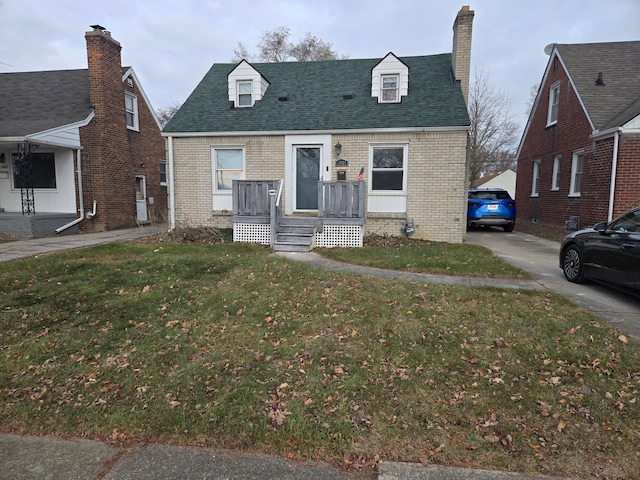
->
[469,191,511,200]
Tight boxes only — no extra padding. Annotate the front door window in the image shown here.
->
[295,147,320,210]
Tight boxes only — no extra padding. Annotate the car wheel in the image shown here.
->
[503,223,514,232]
[562,245,585,283]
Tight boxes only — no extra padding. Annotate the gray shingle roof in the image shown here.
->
[0,69,96,137]
[163,54,470,134]
[556,41,640,131]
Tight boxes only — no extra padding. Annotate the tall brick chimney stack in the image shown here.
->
[451,6,474,106]
[83,25,132,231]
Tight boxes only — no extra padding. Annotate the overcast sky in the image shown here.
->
[1,0,638,135]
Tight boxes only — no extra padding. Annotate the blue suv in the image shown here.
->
[467,188,516,232]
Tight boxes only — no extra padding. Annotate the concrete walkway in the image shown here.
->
[0,227,576,479]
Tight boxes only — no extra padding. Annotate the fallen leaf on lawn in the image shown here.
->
[618,335,628,344]
[557,420,566,432]
[142,285,151,293]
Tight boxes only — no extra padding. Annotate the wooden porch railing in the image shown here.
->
[232,180,280,217]
[317,181,365,219]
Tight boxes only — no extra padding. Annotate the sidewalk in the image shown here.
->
[0,228,563,480]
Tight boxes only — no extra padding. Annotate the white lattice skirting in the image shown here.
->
[233,223,271,245]
[233,222,363,248]
[315,224,363,248]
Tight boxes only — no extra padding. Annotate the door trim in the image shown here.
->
[284,134,331,214]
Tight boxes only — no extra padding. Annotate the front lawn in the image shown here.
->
[0,236,637,479]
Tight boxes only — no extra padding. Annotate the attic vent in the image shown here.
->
[595,72,605,86]
[278,92,289,101]
[342,91,354,99]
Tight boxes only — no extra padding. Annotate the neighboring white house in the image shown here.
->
[474,169,516,199]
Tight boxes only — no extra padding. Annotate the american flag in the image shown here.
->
[355,165,364,181]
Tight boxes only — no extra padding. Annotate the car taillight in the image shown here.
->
[507,201,515,206]
[468,201,480,206]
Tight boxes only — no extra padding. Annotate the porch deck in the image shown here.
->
[232,180,365,250]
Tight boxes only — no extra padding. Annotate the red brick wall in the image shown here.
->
[78,29,166,232]
[516,54,618,237]
[613,134,640,213]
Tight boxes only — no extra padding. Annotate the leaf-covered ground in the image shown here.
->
[0,237,638,479]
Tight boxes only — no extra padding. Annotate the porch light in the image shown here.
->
[334,142,342,156]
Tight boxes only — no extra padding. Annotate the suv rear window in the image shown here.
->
[469,191,511,200]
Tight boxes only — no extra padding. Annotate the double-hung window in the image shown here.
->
[531,159,541,197]
[380,74,399,103]
[569,151,583,197]
[237,81,252,107]
[371,145,406,191]
[551,155,561,191]
[547,82,560,126]
[125,93,139,130]
[213,147,244,191]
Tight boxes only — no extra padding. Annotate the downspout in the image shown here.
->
[55,149,85,234]
[168,135,176,230]
[607,129,621,222]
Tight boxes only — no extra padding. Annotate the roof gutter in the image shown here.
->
[167,135,176,230]
[55,149,85,234]
[607,128,622,222]
[161,125,471,138]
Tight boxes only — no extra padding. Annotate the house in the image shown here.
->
[163,7,474,248]
[515,41,640,237]
[471,169,516,199]
[0,26,167,238]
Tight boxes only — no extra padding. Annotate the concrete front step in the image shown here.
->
[272,241,313,253]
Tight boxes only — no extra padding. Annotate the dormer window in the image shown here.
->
[237,81,253,107]
[228,60,269,108]
[380,74,399,103]
[371,53,408,104]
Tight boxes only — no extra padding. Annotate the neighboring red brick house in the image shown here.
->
[515,41,640,237]
[0,26,167,237]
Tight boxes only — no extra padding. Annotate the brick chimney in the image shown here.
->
[83,26,132,231]
[451,6,474,106]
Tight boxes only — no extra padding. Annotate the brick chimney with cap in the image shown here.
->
[451,5,474,106]
[82,25,135,231]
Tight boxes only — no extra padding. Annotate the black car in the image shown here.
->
[560,206,640,294]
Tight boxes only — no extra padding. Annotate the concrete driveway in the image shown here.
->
[465,227,640,339]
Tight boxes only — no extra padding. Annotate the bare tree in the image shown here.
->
[232,27,344,63]
[468,68,520,185]
[156,102,182,128]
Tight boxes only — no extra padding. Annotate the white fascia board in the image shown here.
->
[162,126,470,138]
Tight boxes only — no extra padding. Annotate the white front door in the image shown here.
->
[135,175,148,222]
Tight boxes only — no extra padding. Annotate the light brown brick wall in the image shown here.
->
[171,130,468,243]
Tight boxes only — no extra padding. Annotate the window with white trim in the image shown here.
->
[547,82,559,126]
[125,93,139,130]
[237,81,252,107]
[371,145,407,191]
[551,155,561,190]
[380,74,400,103]
[569,151,583,197]
[531,159,541,197]
[160,160,167,186]
[12,152,56,189]
[212,147,244,191]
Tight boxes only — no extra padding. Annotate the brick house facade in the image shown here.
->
[0,26,167,237]
[516,41,640,237]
